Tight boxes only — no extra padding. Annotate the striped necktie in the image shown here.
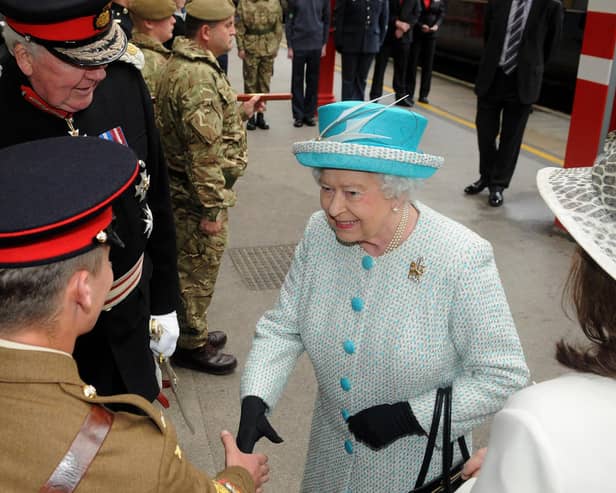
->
[502,0,527,75]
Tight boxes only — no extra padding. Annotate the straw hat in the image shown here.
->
[293,99,444,179]
[537,131,616,279]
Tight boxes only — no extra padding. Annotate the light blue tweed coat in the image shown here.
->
[241,202,529,492]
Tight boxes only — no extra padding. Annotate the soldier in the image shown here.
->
[236,0,283,130]
[0,136,269,493]
[130,0,177,96]
[112,0,133,39]
[156,0,263,374]
[0,0,181,402]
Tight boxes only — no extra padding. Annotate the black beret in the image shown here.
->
[0,136,139,267]
[0,0,127,67]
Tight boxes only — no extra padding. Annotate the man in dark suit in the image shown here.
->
[406,0,446,105]
[334,0,388,101]
[369,0,419,105]
[464,0,563,207]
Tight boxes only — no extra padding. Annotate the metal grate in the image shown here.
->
[229,244,297,290]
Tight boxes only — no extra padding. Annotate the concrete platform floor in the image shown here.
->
[160,45,578,491]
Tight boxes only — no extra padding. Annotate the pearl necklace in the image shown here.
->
[383,204,409,255]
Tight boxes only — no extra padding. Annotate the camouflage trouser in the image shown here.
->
[243,54,275,93]
[173,208,229,350]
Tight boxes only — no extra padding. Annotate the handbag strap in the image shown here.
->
[414,387,445,488]
[442,387,453,493]
[414,387,471,491]
[40,405,114,493]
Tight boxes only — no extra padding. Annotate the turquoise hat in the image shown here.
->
[293,100,443,179]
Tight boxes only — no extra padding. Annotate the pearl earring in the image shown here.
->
[392,207,400,213]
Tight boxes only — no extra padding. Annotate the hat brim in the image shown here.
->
[49,22,127,67]
[537,166,616,280]
[293,141,443,179]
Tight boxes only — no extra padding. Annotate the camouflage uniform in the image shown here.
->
[156,36,247,349]
[131,31,171,96]
[236,0,283,94]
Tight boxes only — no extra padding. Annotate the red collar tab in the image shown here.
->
[21,85,73,120]
[4,3,112,45]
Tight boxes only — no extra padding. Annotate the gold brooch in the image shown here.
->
[408,257,425,281]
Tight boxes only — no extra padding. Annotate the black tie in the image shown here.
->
[502,0,527,75]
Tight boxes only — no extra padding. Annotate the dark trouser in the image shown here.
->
[475,68,532,189]
[370,41,410,99]
[291,48,321,120]
[341,52,375,101]
[407,33,436,100]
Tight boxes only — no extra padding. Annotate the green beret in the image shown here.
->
[185,0,235,21]
[130,0,176,20]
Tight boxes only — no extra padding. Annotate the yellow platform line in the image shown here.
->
[331,62,564,167]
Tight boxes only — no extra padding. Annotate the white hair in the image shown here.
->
[311,168,420,201]
[1,24,43,57]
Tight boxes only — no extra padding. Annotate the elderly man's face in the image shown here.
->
[17,46,107,113]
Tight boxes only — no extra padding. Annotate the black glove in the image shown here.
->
[236,395,284,453]
[347,401,423,450]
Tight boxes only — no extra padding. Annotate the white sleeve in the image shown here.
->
[469,408,562,493]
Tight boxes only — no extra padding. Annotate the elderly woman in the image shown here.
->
[459,132,616,492]
[237,101,529,492]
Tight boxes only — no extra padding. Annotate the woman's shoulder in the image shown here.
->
[415,201,492,255]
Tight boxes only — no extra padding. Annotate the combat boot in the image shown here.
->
[246,115,257,131]
[256,112,269,130]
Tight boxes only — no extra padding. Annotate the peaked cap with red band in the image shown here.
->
[0,0,127,67]
[0,136,139,267]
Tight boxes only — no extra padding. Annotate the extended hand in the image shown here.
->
[221,430,270,493]
[347,402,422,449]
[461,447,487,480]
[237,396,284,453]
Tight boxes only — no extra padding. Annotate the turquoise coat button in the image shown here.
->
[343,340,355,354]
[341,408,350,421]
[344,439,354,454]
[362,256,374,270]
[351,297,364,312]
[340,377,351,391]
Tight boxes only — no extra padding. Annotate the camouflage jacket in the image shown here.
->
[132,32,171,96]
[236,0,283,56]
[156,37,247,219]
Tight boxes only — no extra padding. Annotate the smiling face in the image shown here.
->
[319,169,400,249]
[15,45,107,112]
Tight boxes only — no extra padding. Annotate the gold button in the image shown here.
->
[160,412,167,429]
[174,444,183,460]
[82,385,97,399]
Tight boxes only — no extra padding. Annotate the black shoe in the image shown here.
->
[395,98,414,108]
[464,178,488,195]
[207,330,227,349]
[256,112,269,130]
[303,117,316,126]
[172,344,237,375]
[246,116,256,131]
[488,187,504,207]
[293,119,303,128]
[418,96,429,104]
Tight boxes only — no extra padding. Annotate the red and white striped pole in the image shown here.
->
[564,0,616,168]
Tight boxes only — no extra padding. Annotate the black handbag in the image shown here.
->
[410,387,471,493]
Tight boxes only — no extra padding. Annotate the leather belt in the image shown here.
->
[40,405,114,493]
[103,253,144,310]
[245,26,275,35]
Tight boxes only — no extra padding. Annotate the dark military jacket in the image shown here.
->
[334,0,389,54]
[0,345,254,493]
[0,59,180,402]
